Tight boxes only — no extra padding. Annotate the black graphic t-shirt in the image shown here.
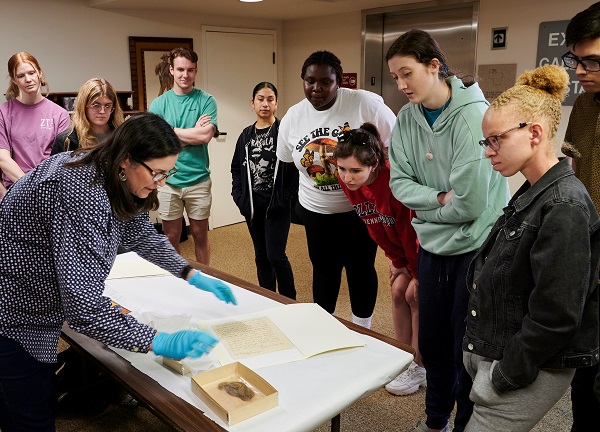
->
[249,124,277,198]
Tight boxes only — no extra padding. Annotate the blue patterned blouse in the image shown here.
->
[0,152,189,363]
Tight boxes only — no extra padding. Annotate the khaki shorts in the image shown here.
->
[157,178,212,221]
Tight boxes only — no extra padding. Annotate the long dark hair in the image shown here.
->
[334,123,386,174]
[385,29,474,86]
[252,81,278,100]
[66,112,181,220]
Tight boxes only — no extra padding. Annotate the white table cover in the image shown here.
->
[104,253,413,432]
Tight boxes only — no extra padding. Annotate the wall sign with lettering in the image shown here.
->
[536,20,578,106]
[341,73,357,89]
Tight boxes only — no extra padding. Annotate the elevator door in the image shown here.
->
[364,2,478,115]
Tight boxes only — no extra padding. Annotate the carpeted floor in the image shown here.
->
[54,222,572,432]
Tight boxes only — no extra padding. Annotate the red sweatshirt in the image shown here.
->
[339,161,419,278]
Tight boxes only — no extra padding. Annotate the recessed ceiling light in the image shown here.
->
[240,0,263,2]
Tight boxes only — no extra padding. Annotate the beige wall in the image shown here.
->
[279,11,362,113]
[280,0,591,192]
[0,0,593,192]
[0,0,282,101]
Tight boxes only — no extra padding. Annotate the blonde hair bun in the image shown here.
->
[516,65,569,102]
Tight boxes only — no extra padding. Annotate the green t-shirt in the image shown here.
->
[149,88,218,188]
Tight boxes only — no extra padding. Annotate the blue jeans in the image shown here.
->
[0,336,57,432]
[418,248,475,431]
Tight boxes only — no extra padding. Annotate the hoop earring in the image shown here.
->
[119,169,127,182]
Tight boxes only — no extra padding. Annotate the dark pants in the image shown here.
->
[0,336,57,432]
[298,204,378,318]
[571,362,600,431]
[418,248,475,432]
[246,194,296,299]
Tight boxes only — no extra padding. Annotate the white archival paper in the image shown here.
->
[205,303,366,369]
[107,254,170,279]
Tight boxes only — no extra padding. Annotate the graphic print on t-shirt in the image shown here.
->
[250,128,276,193]
[295,122,351,191]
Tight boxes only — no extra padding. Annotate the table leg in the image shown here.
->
[331,414,341,432]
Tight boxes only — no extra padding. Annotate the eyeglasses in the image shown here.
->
[137,160,177,182]
[479,122,532,151]
[562,52,600,72]
[87,102,114,113]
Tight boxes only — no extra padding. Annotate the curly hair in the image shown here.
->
[489,65,569,141]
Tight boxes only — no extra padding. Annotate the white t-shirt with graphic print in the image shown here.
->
[277,87,396,214]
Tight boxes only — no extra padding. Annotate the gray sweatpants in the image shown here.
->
[463,352,575,432]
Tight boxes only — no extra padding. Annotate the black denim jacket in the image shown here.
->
[463,159,600,392]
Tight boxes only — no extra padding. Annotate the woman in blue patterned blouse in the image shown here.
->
[0,112,236,430]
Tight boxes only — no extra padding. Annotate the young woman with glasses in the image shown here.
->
[0,113,236,431]
[463,64,600,432]
[386,30,510,432]
[0,52,70,189]
[52,77,125,154]
[231,82,298,299]
[276,50,396,329]
[334,122,423,395]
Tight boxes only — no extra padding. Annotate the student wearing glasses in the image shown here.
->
[334,123,423,395]
[51,77,125,155]
[462,64,600,432]
[0,113,236,431]
[559,2,600,429]
[0,52,70,189]
[386,30,509,432]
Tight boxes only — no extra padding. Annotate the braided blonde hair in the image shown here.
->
[489,65,569,142]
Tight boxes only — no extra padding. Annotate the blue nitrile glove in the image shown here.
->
[152,330,219,360]
[188,270,237,305]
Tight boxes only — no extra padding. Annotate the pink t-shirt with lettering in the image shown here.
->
[0,98,70,186]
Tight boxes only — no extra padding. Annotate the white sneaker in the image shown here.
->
[385,362,426,396]
[410,420,450,432]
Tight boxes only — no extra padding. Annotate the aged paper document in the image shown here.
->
[206,303,366,368]
[211,317,295,359]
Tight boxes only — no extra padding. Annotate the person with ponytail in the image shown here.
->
[334,122,423,395]
[0,52,70,188]
[386,29,510,432]
[462,65,600,431]
[231,82,297,299]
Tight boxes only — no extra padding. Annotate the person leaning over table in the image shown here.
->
[0,112,236,432]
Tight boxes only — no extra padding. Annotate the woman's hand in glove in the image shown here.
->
[151,330,219,360]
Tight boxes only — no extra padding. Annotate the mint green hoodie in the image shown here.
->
[389,76,510,255]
